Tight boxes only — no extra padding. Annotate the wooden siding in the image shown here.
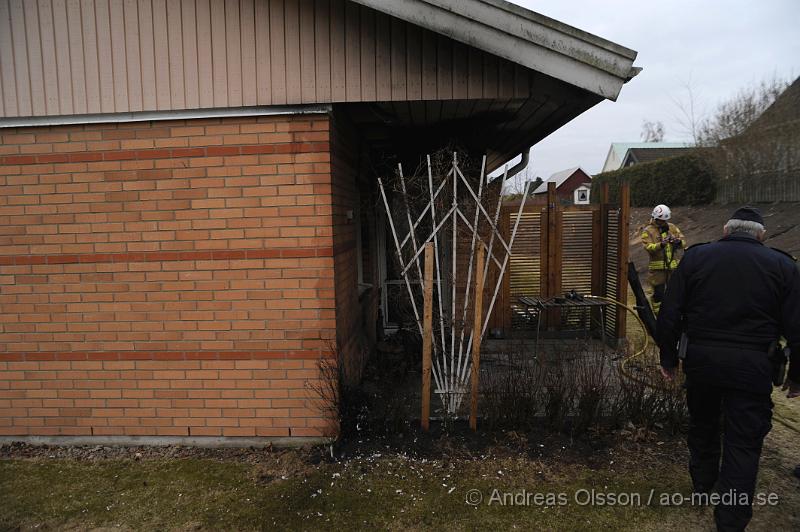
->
[0,0,533,119]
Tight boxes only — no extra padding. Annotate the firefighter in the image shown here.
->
[640,204,686,313]
[657,206,800,531]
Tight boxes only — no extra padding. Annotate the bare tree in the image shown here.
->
[697,75,792,180]
[640,120,665,142]
[502,164,540,196]
[670,76,705,145]
[696,75,788,146]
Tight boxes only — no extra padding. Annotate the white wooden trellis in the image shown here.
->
[378,153,530,414]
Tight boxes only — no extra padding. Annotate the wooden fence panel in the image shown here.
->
[506,209,542,329]
[561,210,594,328]
[492,194,629,340]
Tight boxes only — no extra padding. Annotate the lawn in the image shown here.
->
[1,441,694,531]
[2,408,799,531]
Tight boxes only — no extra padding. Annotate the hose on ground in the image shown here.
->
[584,295,798,428]
[584,295,677,391]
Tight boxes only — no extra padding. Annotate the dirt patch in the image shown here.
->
[0,440,329,471]
[0,424,683,470]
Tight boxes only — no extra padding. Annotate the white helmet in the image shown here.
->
[652,204,671,221]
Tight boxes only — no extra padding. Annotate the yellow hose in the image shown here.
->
[584,297,796,428]
[584,295,676,391]
[583,296,797,430]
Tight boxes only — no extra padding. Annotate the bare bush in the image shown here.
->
[306,344,372,439]
[480,342,688,437]
[573,348,614,433]
[481,345,543,431]
[542,361,575,432]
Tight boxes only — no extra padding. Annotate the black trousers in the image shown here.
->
[686,385,773,532]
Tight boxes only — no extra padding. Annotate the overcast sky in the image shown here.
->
[508,0,800,181]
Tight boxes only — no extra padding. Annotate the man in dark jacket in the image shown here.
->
[656,206,800,532]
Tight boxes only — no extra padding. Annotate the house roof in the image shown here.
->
[749,76,800,132]
[0,0,641,176]
[623,146,694,166]
[351,0,640,101]
[532,166,589,194]
[0,0,640,122]
[601,142,690,172]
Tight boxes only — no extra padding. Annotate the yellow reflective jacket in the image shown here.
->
[641,222,686,271]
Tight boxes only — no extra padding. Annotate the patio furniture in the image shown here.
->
[517,294,610,354]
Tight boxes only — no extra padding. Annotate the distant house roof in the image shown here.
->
[533,166,589,194]
[601,142,690,172]
[622,146,693,166]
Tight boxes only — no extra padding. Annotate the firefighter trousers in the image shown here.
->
[647,269,670,313]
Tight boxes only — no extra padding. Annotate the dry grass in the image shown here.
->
[2,418,798,531]
[0,444,689,531]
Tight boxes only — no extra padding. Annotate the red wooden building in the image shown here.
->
[532,167,593,203]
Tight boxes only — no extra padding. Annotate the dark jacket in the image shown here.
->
[656,233,800,393]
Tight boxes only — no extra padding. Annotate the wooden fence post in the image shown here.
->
[545,182,561,328]
[421,242,434,431]
[470,245,486,431]
[546,182,558,299]
[539,204,549,299]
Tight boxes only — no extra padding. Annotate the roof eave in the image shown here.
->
[351,0,639,101]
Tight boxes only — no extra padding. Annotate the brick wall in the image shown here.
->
[0,113,337,440]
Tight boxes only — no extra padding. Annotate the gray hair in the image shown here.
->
[724,218,765,237]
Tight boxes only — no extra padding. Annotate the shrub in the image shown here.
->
[592,153,717,207]
[542,361,575,432]
[309,355,369,439]
[573,349,614,433]
[481,342,688,437]
[481,345,543,431]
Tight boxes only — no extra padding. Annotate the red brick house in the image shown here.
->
[0,0,638,445]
